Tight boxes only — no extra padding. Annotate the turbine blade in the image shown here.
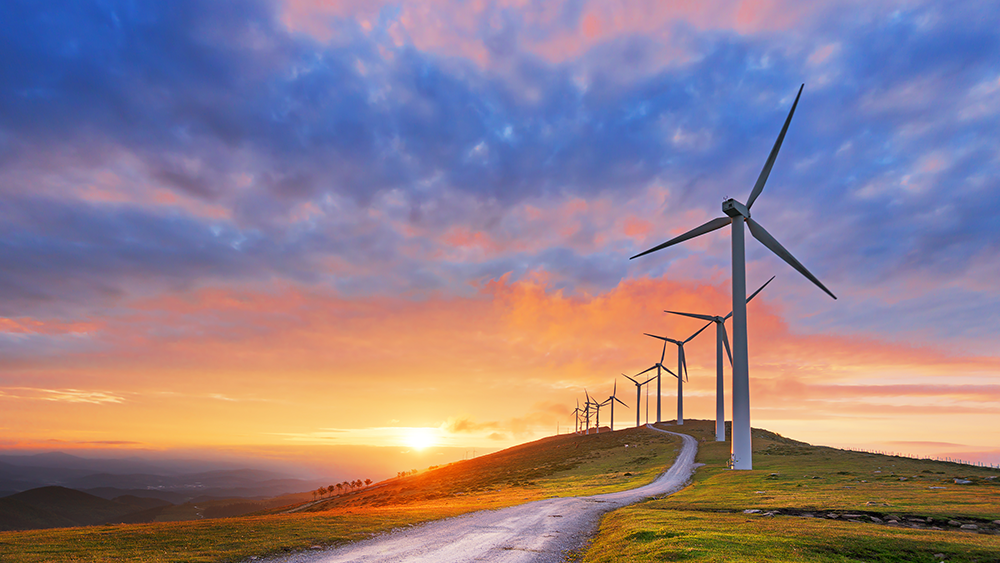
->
[660,340,667,364]
[680,346,689,382]
[630,217,732,260]
[644,333,680,345]
[747,84,803,209]
[747,275,776,304]
[665,310,715,322]
[622,373,639,385]
[660,364,677,379]
[746,217,836,299]
[636,365,657,376]
[721,322,733,366]
[615,397,628,407]
[685,320,713,343]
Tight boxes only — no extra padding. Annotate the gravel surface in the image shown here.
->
[251,426,698,563]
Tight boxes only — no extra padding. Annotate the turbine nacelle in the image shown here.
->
[722,198,750,218]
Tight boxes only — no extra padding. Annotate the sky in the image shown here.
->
[1,0,999,478]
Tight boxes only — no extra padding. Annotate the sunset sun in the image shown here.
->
[405,428,437,451]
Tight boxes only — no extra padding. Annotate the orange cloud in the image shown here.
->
[4,272,998,458]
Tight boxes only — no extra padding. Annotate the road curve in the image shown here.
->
[255,426,697,563]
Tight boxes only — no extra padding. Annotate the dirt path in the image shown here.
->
[255,426,697,563]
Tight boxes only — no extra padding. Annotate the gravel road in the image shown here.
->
[253,426,698,563]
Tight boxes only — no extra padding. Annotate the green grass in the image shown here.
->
[583,420,1000,563]
[0,427,679,562]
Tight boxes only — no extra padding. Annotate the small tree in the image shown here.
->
[336,483,343,494]
[365,478,372,487]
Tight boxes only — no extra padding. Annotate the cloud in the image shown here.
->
[0,387,125,405]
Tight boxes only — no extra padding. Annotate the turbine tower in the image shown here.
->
[644,321,711,425]
[623,372,655,428]
[631,84,836,469]
[664,276,774,441]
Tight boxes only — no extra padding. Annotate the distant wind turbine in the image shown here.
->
[631,339,680,423]
[623,372,655,428]
[630,84,836,469]
[572,399,582,434]
[664,276,775,442]
[643,321,712,425]
[605,380,628,432]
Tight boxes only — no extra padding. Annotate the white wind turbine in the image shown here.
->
[664,276,774,442]
[631,84,836,469]
[572,399,582,434]
[605,380,629,432]
[643,321,712,425]
[622,372,655,428]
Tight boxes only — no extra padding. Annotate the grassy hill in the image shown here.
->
[4,423,995,563]
[0,427,679,562]
[584,420,1000,563]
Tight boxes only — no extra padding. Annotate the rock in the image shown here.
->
[886,514,902,521]
[960,524,978,530]
[899,477,908,481]
[762,511,775,517]
[827,513,839,518]
[310,545,323,550]
[887,520,899,524]
[801,513,814,518]
[994,520,1000,525]
[954,479,972,484]
[870,516,883,523]
[929,486,946,489]
[842,514,862,519]
[933,554,945,559]
[769,473,779,476]
[948,520,961,526]
[930,526,944,530]
[743,509,761,514]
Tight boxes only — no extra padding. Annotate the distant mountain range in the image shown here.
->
[0,486,172,531]
[0,451,329,530]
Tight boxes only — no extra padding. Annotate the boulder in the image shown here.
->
[960,524,978,530]
[743,509,761,514]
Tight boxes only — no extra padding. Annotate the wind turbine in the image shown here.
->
[582,391,592,435]
[623,372,655,428]
[630,84,836,469]
[572,399,582,434]
[644,321,712,425]
[632,339,680,423]
[585,390,602,434]
[606,380,628,432]
[664,276,775,442]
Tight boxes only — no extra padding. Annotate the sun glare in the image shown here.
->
[405,427,437,450]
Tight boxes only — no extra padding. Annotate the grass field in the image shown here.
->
[0,427,679,562]
[584,420,1000,563]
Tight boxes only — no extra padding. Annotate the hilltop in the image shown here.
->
[1,423,998,562]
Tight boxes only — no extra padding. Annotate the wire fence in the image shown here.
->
[846,448,1000,470]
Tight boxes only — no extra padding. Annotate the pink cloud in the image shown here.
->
[278,0,832,70]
